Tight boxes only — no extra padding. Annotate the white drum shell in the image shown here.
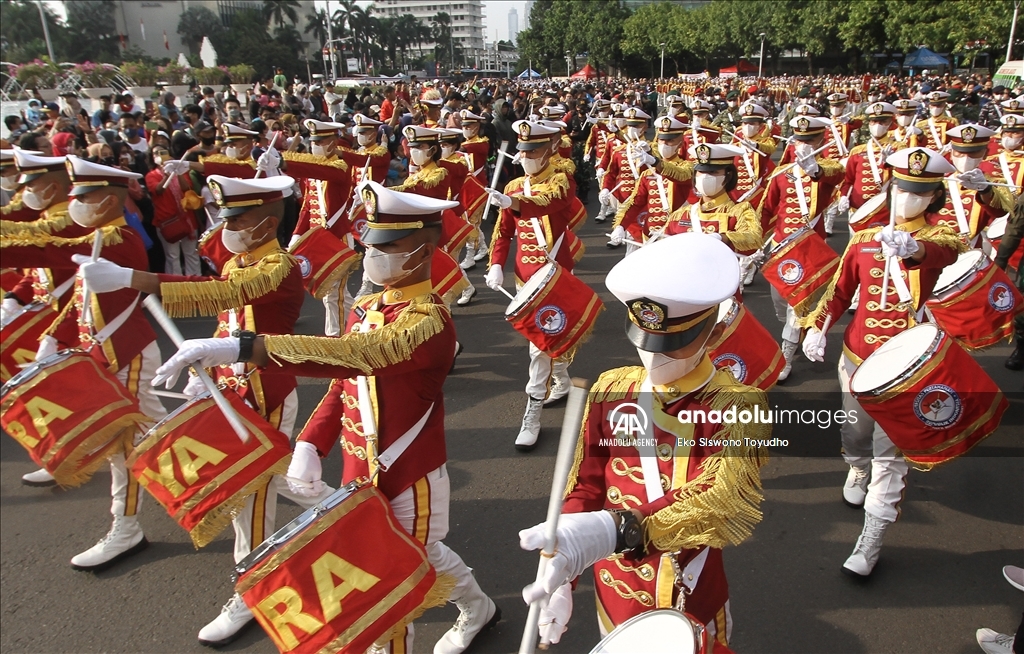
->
[850,323,942,395]
[589,609,703,654]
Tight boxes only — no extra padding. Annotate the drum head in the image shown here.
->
[1,349,77,394]
[849,191,887,225]
[590,610,699,654]
[505,263,556,317]
[850,324,939,394]
[933,249,985,293]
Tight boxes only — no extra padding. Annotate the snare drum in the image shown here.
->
[566,229,586,264]
[506,263,604,359]
[441,208,474,254]
[848,190,889,232]
[235,481,449,654]
[431,249,470,304]
[1,350,147,487]
[0,301,56,382]
[707,299,785,390]
[288,227,362,300]
[850,324,1007,469]
[762,228,840,314]
[199,223,234,275]
[926,249,1023,350]
[127,390,292,548]
[589,609,707,654]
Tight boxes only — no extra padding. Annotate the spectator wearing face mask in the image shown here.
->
[145,144,202,276]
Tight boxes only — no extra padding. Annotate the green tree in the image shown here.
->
[263,0,300,29]
[0,0,69,63]
[304,8,330,47]
[431,11,459,72]
[177,6,225,56]
[64,0,119,62]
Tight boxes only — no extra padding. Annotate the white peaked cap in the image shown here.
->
[205,174,295,217]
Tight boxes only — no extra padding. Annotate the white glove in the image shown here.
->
[609,225,626,246]
[36,335,58,361]
[285,441,326,498]
[484,264,504,291]
[749,249,766,266]
[880,144,896,159]
[519,510,617,603]
[287,233,301,249]
[803,327,826,363]
[582,153,591,163]
[797,152,820,177]
[487,189,512,209]
[939,143,952,156]
[182,373,206,398]
[71,255,133,293]
[539,584,573,645]
[1,297,22,324]
[607,122,619,133]
[162,159,191,176]
[256,149,281,176]
[598,188,612,205]
[151,337,241,389]
[957,168,990,192]
[511,152,522,165]
[875,225,921,259]
[837,195,851,214]
[630,148,656,167]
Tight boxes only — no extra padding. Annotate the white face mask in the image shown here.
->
[461,127,477,139]
[637,347,707,386]
[362,244,425,286]
[68,195,114,227]
[224,146,239,159]
[1,175,19,192]
[893,190,932,220]
[868,95,879,103]
[1002,134,1023,151]
[441,144,456,158]
[666,107,678,118]
[742,123,760,138]
[829,105,845,116]
[614,118,627,129]
[952,153,983,174]
[694,171,725,198]
[626,126,643,140]
[929,105,945,117]
[727,101,737,108]
[220,216,269,254]
[896,114,914,127]
[22,183,56,211]
[410,147,433,167]
[357,131,376,146]
[311,142,332,157]
[522,154,547,175]
[658,142,679,160]
[869,122,890,138]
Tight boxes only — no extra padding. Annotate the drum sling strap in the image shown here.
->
[524,178,564,261]
[867,141,883,186]
[828,122,849,158]
[998,153,1019,193]
[49,274,76,302]
[927,118,943,151]
[739,149,755,180]
[946,178,971,235]
[792,169,819,228]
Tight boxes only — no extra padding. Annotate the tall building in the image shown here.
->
[523,0,535,30]
[377,0,485,64]
[508,7,519,44]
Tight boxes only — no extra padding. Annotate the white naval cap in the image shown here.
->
[537,118,568,131]
[926,91,951,104]
[863,101,897,118]
[1000,96,1024,114]
[689,99,714,112]
[513,120,560,150]
[459,109,485,122]
[403,125,442,144]
[886,147,955,191]
[788,115,831,139]
[436,128,463,142]
[666,95,685,107]
[826,92,848,104]
[305,118,347,140]
[793,104,821,116]
[1,147,40,170]
[65,155,142,196]
[690,142,745,170]
[417,96,444,107]
[947,124,996,151]
[538,104,566,119]
[357,179,458,245]
[605,233,739,352]
[206,174,295,217]
[13,149,66,182]
[1000,114,1024,131]
[739,102,769,120]
[893,98,921,114]
[654,115,690,138]
[623,106,652,123]
[353,114,383,128]
[222,123,259,141]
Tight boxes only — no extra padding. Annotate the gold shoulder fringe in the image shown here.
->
[553,156,576,177]
[848,143,868,157]
[659,159,694,183]
[916,223,969,254]
[440,273,470,307]
[1,209,72,238]
[503,176,526,195]
[817,157,844,177]
[201,154,257,169]
[725,201,763,253]
[371,572,457,648]
[519,172,569,208]
[283,151,350,171]
[0,192,24,215]
[396,164,446,191]
[160,252,295,318]
[2,222,124,249]
[801,229,879,328]
[645,370,769,552]
[264,296,449,374]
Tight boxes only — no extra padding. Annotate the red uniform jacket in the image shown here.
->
[981,151,1024,192]
[840,140,896,229]
[4,201,87,309]
[915,115,959,151]
[340,145,390,185]
[614,166,692,241]
[602,144,642,203]
[201,154,257,180]
[284,152,354,239]
[461,137,491,183]
[933,175,1011,242]
[760,159,845,241]
[664,195,763,255]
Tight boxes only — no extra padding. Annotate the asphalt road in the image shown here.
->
[1,186,1022,654]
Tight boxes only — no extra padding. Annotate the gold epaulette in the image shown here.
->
[282,151,349,171]
[817,157,844,177]
[464,135,489,145]
[2,221,123,249]
[644,369,769,552]
[847,143,869,157]
[396,164,446,191]
[518,172,569,207]
[659,158,694,183]
[360,145,389,158]
[201,154,257,169]
[160,251,295,318]
[264,294,449,374]
[725,201,763,253]
[1,208,72,238]
[1,191,24,215]
[915,222,969,253]
[989,184,1015,213]
[552,156,576,177]
[503,176,526,195]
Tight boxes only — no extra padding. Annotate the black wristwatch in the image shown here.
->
[612,509,645,559]
[233,330,256,362]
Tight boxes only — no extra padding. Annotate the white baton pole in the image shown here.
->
[479,140,511,225]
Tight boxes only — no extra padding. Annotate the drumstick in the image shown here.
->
[152,389,190,400]
[491,284,516,301]
[605,232,644,247]
[143,295,251,444]
[161,151,190,190]
[722,127,768,157]
[879,192,895,311]
[79,230,103,326]
[479,141,511,225]
[953,176,1018,189]
[519,379,590,654]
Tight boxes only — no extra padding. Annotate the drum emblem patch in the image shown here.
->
[913,384,962,428]
[296,255,312,278]
[778,259,804,285]
[536,304,567,335]
[989,282,1014,313]
[713,353,748,383]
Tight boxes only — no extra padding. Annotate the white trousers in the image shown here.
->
[770,285,803,344]
[158,233,202,276]
[526,338,570,400]
[110,341,167,517]
[838,354,909,523]
[323,278,357,337]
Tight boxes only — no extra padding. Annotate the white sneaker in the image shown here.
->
[1003,565,1024,591]
[456,283,477,306]
[976,628,1015,654]
[198,593,254,647]
[433,592,500,654]
[843,465,870,508]
[459,246,477,270]
[70,516,148,572]
[515,396,543,452]
[777,339,798,382]
[842,513,890,577]
[22,467,56,487]
[543,374,571,406]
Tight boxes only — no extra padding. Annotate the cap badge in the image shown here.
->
[797,116,810,131]
[208,180,224,204]
[695,144,711,164]
[908,149,929,177]
[629,299,667,332]
[871,103,883,115]
[962,126,976,143]
[660,117,671,130]
[361,187,377,221]
[403,125,416,140]
[518,122,531,139]
[1011,100,1020,110]
[1008,115,1019,127]
[743,104,754,115]
[627,108,637,119]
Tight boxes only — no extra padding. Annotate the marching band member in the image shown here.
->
[519,233,768,650]
[3,156,167,569]
[594,103,627,223]
[837,102,900,233]
[457,109,492,269]
[935,125,1012,245]
[759,115,846,382]
[437,128,479,305]
[599,107,648,230]
[485,120,578,451]
[150,181,500,654]
[583,99,613,178]
[916,91,959,152]
[730,102,778,285]
[981,114,1024,194]
[892,99,924,148]
[538,105,573,159]
[161,124,265,180]
[347,113,391,182]
[682,99,722,154]
[984,96,1024,157]
[801,147,965,577]
[823,92,863,161]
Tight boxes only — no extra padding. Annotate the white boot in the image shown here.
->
[357,271,376,298]
[515,396,543,452]
[777,339,798,382]
[473,232,488,261]
[543,372,572,406]
[843,465,870,508]
[976,628,1016,654]
[456,282,477,306]
[741,260,756,286]
[595,202,609,223]
[460,245,477,270]
[198,593,254,647]
[70,515,147,571]
[824,207,836,236]
[22,467,56,487]
[842,512,890,577]
[433,587,500,654]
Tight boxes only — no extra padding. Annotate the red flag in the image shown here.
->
[163,30,169,50]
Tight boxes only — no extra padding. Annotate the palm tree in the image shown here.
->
[395,14,421,67]
[263,0,300,29]
[431,12,455,73]
[304,7,329,46]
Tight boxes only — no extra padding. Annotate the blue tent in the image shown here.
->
[518,68,542,79]
[903,48,949,68]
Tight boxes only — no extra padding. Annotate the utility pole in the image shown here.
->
[758,32,767,78]
[36,0,55,61]
[326,1,338,80]
[565,50,571,78]
[660,42,666,79]
[1008,0,1021,63]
